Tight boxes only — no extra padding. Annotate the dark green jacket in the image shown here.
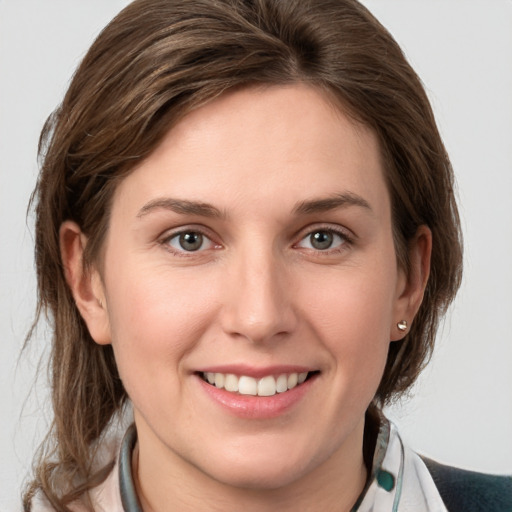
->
[422,457,512,512]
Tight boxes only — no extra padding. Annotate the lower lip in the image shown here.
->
[197,375,317,419]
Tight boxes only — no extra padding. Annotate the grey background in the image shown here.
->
[1,1,511,510]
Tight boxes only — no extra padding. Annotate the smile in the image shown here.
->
[201,371,313,396]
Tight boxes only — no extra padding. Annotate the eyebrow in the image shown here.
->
[137,198,224,219]
[293,192,372,215]
[137,192,371,219]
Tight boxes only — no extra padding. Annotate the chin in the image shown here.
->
[195,440,318,491]
[209,463,307,491]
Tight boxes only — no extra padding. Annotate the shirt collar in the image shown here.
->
[117,416,446,512]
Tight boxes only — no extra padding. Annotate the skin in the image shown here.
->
[61,84,431,511]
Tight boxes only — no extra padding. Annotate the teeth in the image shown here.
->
[258,376,276,396]
[287,373,298,389]
[214,373,225,388]
[276,374,288,393]
[238,376,258,395]
[202,371,311,396]
[224,374,239,392]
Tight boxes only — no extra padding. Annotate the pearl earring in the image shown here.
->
[397,320,408,332]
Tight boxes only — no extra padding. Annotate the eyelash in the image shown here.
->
[159,225,354,256]
[294,225,354,255]
[160,227,220,257]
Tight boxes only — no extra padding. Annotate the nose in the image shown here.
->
[220,246,298,345]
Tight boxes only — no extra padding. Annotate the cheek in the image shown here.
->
[103,264,219,386]
[300,265,396,389]
[302,267,397,342]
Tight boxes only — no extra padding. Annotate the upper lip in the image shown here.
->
[194,364,316,379]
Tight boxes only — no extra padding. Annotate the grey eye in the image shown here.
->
[309,231,334,250]
[165,228,219,254]
[166,231,207,252]
[296,229,347,251]
[178,232,203,251]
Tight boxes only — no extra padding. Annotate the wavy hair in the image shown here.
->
[24,0,462,509]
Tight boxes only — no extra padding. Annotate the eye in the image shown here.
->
[296,229,348,251]
[165,230,216,253]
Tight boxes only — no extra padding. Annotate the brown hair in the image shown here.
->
[24,0,462,509]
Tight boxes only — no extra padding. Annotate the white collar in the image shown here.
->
[356,421,448,511]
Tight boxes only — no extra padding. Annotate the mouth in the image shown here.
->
[199,371,319,397]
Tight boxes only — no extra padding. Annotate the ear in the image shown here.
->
[60,220,112,345]
[391,225,432,341]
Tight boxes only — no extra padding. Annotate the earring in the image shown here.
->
[397,320,408,332]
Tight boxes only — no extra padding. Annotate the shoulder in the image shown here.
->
[28,447,123,512]
[29,466,122,512]
[421,456,512,512]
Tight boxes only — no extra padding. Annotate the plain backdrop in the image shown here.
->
[1,1,511,510]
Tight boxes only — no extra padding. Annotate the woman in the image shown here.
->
[23,0,511,511]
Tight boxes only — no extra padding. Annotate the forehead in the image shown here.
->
[112,84,389,219]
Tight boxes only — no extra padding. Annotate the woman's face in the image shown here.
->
[82,85,422,493]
